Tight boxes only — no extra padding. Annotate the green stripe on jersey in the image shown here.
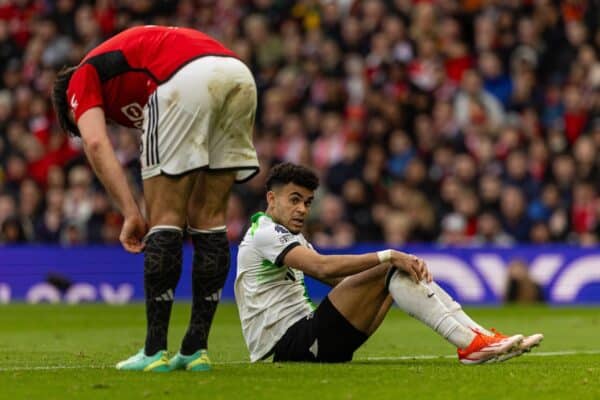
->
[250,212,273,237]
[258,259,283,283]
[249,212,263,237]
[301,277,316,311]
[250,220,259,237]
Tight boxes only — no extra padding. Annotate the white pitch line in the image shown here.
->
[0,365,110,372]
[1,350,599,372]
[361,350,600,361]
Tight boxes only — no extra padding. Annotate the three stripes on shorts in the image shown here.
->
[145,92,160,167]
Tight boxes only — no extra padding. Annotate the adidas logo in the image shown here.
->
[204,290,222,302]
[154,289,174,301]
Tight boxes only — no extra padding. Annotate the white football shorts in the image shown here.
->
[140,56,259,182]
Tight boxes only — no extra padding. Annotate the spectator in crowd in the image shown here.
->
[0,0,599,247]
[380,210,411,246]
[438,212,469,246]
[311,193,355,248]
[454,69,505,133]
[35,186,64,242]
[1,215,26,243]
[472,211,514,247]
[0,191,16,227]
[500,185,531,243]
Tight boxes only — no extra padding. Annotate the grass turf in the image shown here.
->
[0,303,598,400]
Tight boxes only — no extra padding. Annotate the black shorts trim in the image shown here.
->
[272,297,368,363]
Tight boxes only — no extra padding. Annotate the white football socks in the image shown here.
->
[428,281,494,337]
[387,269,476,349]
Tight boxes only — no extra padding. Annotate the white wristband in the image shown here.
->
[377,249,392,263]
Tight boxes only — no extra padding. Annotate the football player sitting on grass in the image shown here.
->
[235,163,543,364]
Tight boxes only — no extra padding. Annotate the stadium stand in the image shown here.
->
[0,0,599,247]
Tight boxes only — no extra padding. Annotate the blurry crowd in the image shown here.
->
[1,0,600,248]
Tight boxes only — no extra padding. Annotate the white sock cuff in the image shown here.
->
[147,225,183,236]
[187,225,227,234]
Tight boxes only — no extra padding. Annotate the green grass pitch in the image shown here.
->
[1,303,599,400]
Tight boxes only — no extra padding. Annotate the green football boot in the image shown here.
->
[169,349,211,372]
[115,349,170,372]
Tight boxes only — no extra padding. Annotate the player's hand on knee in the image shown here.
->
[390,251,432,283]
[120,213,148,253]
[420,258,433,283]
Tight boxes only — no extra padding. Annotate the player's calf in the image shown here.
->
[179,226,230,355]
[386,268,477,349]
[143,227,183,356]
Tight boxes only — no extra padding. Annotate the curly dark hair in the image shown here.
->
[52,66,80,137]
[265,163,319,191]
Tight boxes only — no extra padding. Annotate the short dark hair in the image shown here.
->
[266,163,319,191]
[52,66,80,137]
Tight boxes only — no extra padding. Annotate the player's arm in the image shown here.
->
[78,107,147,252]
[302,245,343,287]
[282,245,431,283]
[318,276,344,287]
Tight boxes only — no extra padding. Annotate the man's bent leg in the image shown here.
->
[366,296,394,335]
[387,269,524,364]
[275,264,398,363]
[179,171,236,360]
[427,282,543,357]
[273,297,368,363]
[327,263,395,335]
[428,281,493,336]
[386,269,475,348]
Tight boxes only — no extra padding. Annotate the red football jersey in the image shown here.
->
[66,26,237,128]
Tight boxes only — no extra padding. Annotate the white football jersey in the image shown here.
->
[235,212,316,362]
